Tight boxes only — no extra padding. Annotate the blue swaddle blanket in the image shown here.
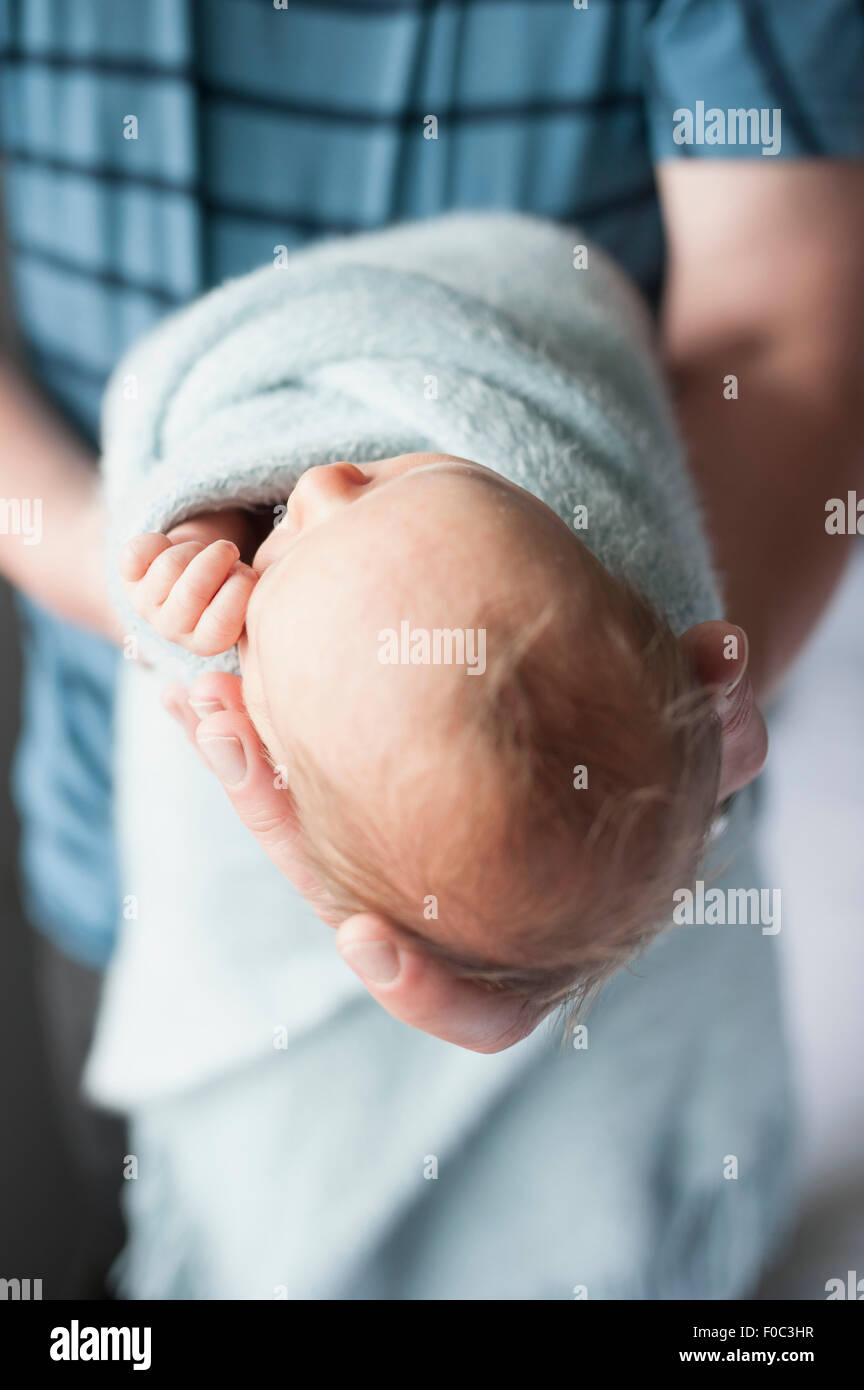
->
[88,213,794,1298]
[102,212,716,673]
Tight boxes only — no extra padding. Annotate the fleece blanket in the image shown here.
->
[87,213,794,1298]
[102,212,718,673]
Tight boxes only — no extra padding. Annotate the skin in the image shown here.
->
[4,160,863,1049]
[127,454,665,963]
[123,451,767,1010]
[658,161,864,698]
[243,455,641,939]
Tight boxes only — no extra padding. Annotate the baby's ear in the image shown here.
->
[679,621,768,803]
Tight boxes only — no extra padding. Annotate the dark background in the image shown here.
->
[0,579,86,1292]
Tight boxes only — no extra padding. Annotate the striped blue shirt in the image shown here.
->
[2,0,862,965]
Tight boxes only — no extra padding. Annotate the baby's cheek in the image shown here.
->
[237,639,269,742]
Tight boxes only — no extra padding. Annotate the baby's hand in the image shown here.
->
[119,510,259,656]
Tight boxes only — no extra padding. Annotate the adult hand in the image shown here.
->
[163,672,548,1053]
[162,621,765,1053]
[680,620,768,805]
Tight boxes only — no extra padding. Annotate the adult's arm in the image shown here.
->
[171,164,862,1051]
[0,353,120,639]
[657,159,864,700]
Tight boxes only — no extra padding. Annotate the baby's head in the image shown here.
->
[239,454,721,1011]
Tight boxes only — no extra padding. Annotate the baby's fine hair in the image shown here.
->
[280,564,722,1021]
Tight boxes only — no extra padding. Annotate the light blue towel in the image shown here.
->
[102,212,718,672]
[89,214,794,1298]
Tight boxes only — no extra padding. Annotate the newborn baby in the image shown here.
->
[104,210,730,1012]
[119,447,720,1011]
[95,215,787,1305]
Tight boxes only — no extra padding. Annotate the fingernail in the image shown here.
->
[189,699,223,715]
[198,735,247,786]
[339,940,400,985]
[725,628,749,695]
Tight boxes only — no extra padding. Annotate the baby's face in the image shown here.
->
[238,453,599,962]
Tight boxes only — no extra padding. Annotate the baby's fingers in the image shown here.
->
[188,562,257,654]
[122,538,207,622]
[119,532,174,583]
[154,539,240,638]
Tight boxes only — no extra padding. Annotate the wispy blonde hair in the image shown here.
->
[269,568,721,1024]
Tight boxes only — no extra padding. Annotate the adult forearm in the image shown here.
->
[656,160,864,703]
[669,344,863,701]
[0,356,118,636]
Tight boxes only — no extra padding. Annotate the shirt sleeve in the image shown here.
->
[644,0,864,159]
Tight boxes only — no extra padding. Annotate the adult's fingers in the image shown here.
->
[680,620,768,803]
[335,913,549,1053]
[164,674,340,922]
[714,659,769,802]
[163,676,550,1051]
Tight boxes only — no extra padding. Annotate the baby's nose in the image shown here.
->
[291,461,367,526]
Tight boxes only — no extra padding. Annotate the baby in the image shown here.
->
[119,446,720,1011]
[94,215,784,1307]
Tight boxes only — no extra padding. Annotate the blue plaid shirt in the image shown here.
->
[1,0,862,966]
